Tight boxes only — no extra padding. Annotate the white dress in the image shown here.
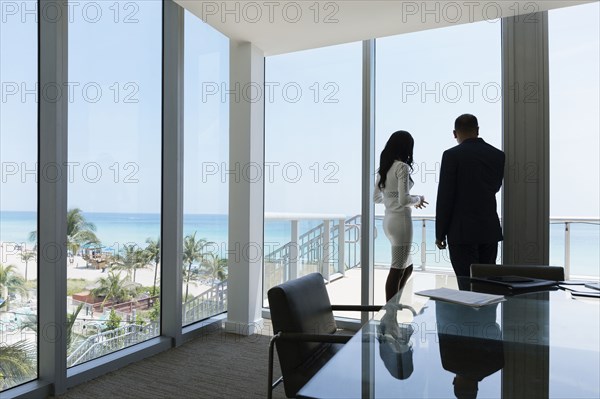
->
[374,161,422,269]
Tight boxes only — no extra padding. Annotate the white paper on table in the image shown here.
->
[415,287,505,308]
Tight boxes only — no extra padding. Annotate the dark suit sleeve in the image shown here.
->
[436,151,457,242]
[497,152,506,192]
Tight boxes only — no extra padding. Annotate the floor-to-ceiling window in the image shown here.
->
[0,0,38,391]
[375,20,502,302]
[182,10,229,326]
[549,2,600,279]
[67,0,162,366]
[264,42,363,315]
[548,6,600,390]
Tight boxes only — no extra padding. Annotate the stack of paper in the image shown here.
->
[559,283,600,298]
[415,287,505,308]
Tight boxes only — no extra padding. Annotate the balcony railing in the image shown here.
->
[264,213,599,294]
[551,217,600,279]
[182,281,227,326]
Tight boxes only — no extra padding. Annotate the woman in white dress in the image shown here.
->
[374,131,427,301]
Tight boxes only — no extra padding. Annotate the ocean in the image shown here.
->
[1,211,598,277]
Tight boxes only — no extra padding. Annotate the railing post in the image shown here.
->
[421,219,427,271]
[338,218,346,276]
[289,219,299,281]
[323,220,331,282]
[564,222,571,280]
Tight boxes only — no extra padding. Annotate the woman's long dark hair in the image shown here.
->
[378,130,414,190]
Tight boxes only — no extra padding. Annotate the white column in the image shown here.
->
[289,220,299,280]
[225,41,265,336]
[323,220,331,281]
[361,40,376,323]
[338,218,345,276]
[564,222,571,279]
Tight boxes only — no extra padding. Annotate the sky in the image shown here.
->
[0,1,599,219]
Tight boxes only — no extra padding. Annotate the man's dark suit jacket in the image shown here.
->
[435,137,505,245]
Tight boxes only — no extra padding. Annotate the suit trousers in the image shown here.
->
[448,243,498,289]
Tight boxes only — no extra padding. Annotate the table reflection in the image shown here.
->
[297,288,600,399]
[377,305,415,380]
[436,302,504,399]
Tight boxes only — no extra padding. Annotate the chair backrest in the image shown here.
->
[470,264,565,281]
[268,273,337,395]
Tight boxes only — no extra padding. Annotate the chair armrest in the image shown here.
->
[331,305,383,312]
[275,332,352,344]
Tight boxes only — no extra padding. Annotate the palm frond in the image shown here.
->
[0,340,36,388]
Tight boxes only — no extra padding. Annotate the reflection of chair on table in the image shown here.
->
[267,273,382,399]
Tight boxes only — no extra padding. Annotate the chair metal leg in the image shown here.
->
[268,333,281,399]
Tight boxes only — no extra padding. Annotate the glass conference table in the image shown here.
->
[297,285,600,398]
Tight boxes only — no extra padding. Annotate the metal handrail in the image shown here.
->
[182,281,227,325]
[67,321,159,367]
[264,214,599,281]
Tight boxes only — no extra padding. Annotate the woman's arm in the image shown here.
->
[374,174,384,204]
[396,163,422,207]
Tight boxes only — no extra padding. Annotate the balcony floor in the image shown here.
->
[326,267,460,320]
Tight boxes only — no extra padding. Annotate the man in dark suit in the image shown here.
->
[435,114,505,286]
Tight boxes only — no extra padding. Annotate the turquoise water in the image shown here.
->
[1,211,598,277]
[0,211,320,259]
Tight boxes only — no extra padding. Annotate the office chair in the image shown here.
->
[267,272,382,399]
[470,264,565,281]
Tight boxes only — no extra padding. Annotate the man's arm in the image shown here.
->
[436,151,457,247]
[496,151,506,192]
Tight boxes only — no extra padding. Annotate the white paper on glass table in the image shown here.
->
[415,287,505,308]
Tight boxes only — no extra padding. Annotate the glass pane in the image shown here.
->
[376,21,502,302]
[67,0,161,367]
[549,3,600,279]
[0,0,38,390]
[182,11,230,326]
[264,42,363,317]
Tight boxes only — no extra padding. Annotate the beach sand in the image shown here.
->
[0,242,211,297]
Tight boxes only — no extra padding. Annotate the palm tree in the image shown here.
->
[66,303,84,352]
[201,254,228,286]
[111,244,147,282]
[91,271,130,308]
[144,238,161,296]
[29,208,100,256]
[20,251,36,281]
[182,233,212,303]
[17,314,37,334]
[0,340,36,390]
[0,264,26,311]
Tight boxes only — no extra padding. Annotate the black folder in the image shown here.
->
[470,275,557,290]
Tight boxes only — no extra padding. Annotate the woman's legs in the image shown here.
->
[386,268,403,302]
[385,264,414,302]
[398,264,413,292]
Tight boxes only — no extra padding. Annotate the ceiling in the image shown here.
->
[176,0,596,56]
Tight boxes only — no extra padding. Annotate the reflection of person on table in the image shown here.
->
[378,303,415,380]
[374,131,428,301]
[436,302,504,399]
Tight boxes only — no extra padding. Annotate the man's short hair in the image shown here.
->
[455,114,479,134]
